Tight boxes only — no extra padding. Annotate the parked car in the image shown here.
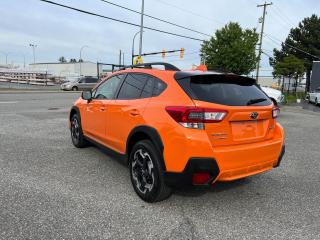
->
[261,86,284,105]
[69,62,285,202]
[60,76,99,91]
[308,87,320,105]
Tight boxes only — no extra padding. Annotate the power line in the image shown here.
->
[143,50,200,58]
[261,50,273,58]
[37,0,204,42]
[267,9,292,31]
[272,4,296,26]
[99,0,211,37]
[264,33,320,60]
[156,0,225,26]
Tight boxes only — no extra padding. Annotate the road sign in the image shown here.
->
[133,56,144,65]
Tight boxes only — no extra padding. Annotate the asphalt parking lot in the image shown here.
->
[0,92,319,240]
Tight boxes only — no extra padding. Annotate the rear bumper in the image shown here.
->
[164,144,285,188]
[214,138,284,181]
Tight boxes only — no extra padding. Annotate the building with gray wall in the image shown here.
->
[311,61,320,91]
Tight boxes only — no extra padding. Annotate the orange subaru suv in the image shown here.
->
[69,62,285,202]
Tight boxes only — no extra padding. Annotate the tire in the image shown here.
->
[129,140,172,202]
[72,86,78,91]
[70,114,88,148]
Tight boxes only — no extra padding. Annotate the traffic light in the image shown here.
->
[162,49,166,58]
[180,48,185,59]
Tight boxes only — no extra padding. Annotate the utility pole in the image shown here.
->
[256,2,272,83]
[138,0,144,56]
[29,44,37,64]
[119,50,122,66]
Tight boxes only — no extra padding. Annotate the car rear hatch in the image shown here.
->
[175,72,277,147]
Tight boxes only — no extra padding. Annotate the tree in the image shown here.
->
[273,55,305,93]
[200,22,259,75]
[69,58,77,63]
[270,15,320,92]
[58,56,67,63]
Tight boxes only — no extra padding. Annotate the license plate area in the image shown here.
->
[231,120,267,141]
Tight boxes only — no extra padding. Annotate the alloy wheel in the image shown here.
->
[131,148,155,194]
[71,117,80,143]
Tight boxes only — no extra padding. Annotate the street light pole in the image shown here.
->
[5,53,9,65]
[22,54,26,69]
[138,0,144,56]
[79,45,89,76]
[29,44,37,64]
[132,31,141,64]
[0,51,10,65]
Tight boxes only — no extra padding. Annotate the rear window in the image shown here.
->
[177,75,272,106]
[85,77,98,83]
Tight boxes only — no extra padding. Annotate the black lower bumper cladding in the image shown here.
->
[164,158,220,188]
[274,145,286,168]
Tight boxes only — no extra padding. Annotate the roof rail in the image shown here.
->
[120,62,180,71]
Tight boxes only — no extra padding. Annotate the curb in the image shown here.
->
[0,90,81,94]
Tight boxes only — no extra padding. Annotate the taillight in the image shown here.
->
[165,106,227,129]
[272,107,280,118]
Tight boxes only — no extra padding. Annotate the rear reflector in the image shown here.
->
[192,173,212,185]
[272,107,280,118]
[165,106,227,129]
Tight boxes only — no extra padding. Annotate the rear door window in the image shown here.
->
[93,74,124,99]
[177,75,272,106]
[117,73,149,100]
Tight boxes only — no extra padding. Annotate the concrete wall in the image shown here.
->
[311,61,320,91]
[29,62,97,77]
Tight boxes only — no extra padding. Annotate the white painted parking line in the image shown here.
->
[0,101,18,104]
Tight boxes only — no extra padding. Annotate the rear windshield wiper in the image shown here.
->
[246,98,267,105]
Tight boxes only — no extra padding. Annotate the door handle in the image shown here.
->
[129,109,139,116]
[100,106,106,111]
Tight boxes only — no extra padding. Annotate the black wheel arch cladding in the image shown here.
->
[126,125,166,170]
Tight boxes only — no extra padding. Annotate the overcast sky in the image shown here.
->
[0,0,319,75]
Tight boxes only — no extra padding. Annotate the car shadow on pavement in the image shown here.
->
[86,143,254,199]
[173,178,251,198]
[88,143,128,168]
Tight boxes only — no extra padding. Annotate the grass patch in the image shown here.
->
[284,92,306,104]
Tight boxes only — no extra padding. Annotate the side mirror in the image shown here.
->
[82,90,92,101]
